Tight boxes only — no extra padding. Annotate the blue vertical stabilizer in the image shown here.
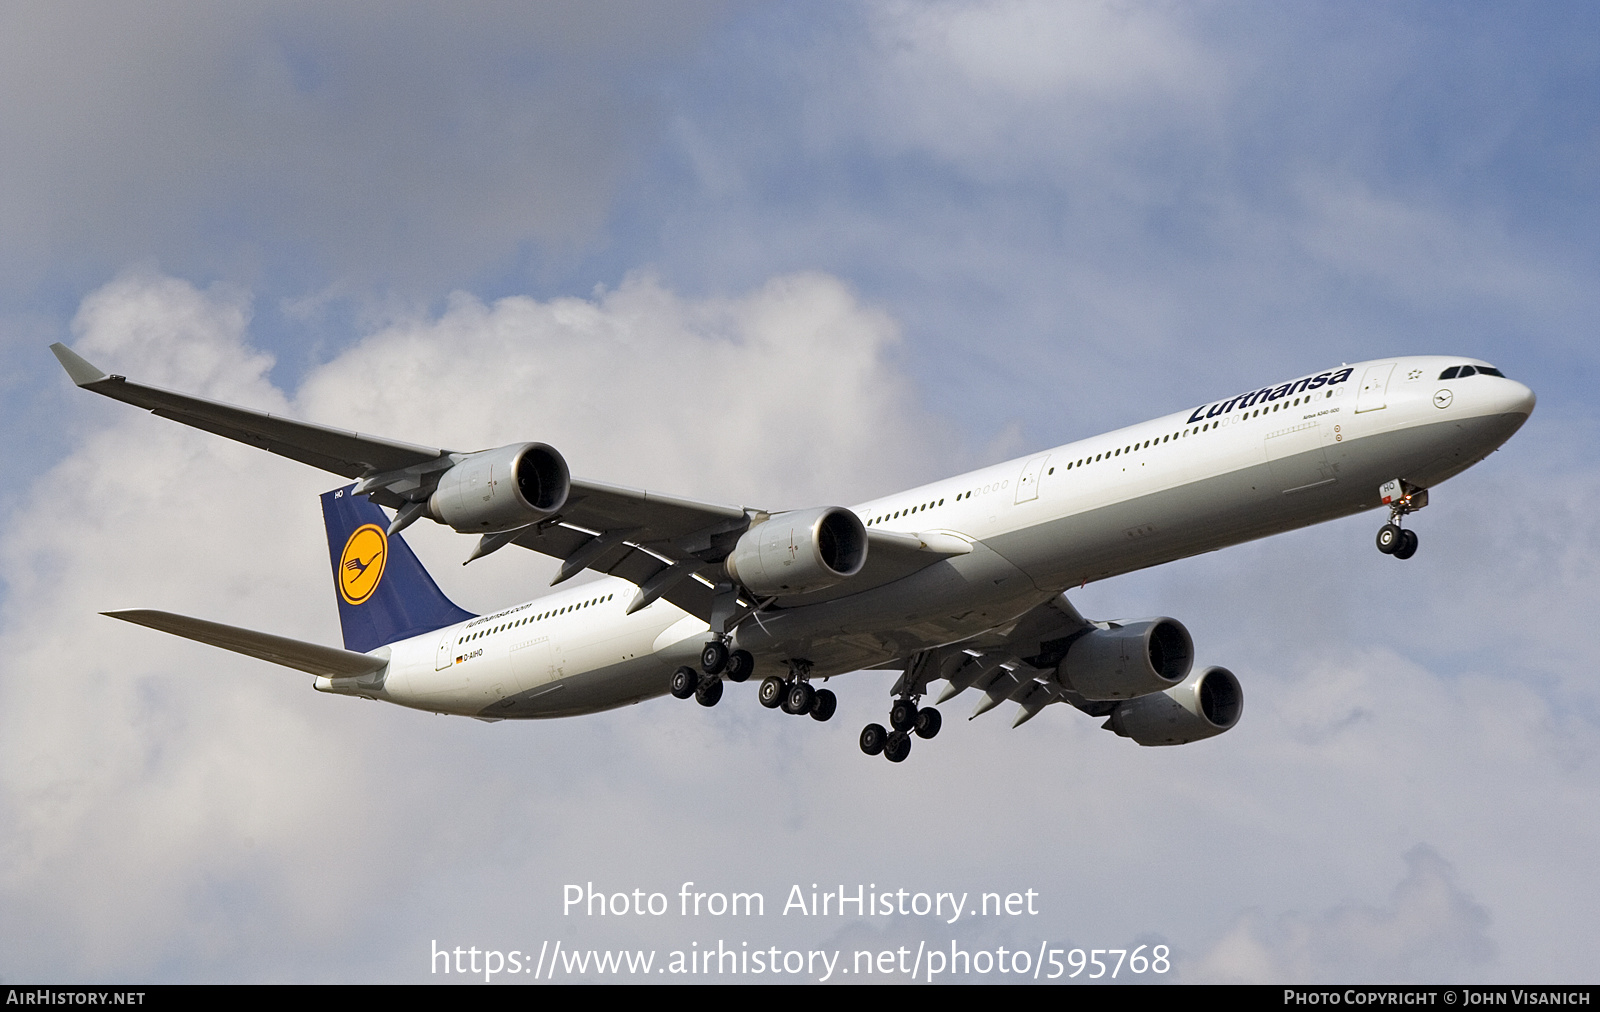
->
[320,486,476,652]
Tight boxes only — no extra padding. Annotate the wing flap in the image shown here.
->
[104,609,389,677]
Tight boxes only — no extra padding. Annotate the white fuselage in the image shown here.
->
[316,356,1534,719]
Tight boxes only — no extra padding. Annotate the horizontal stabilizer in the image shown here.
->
[104,609,388,677]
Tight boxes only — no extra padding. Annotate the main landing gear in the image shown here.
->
[699,639,754,683]
[671,666,724,707]
[1374,478,1428,561]
[859,696,941,763]
[674,645,832,716]
[672,638,755,708]
[757,672,837,722]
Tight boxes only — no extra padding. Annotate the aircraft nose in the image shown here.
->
[1500,380,1536,418]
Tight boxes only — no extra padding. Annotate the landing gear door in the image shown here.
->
[1015,455,1050,504]
[1356,362,1396,414]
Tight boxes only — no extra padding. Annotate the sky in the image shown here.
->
[2,1,1597,985]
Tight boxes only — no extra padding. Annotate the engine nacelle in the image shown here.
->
[1055,617,1193,700]
[428,442,570,533]
[1103,666,1243,746]
[724,507,867,596]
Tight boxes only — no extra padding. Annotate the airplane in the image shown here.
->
[51,343,1535,763]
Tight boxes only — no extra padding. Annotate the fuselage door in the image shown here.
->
[436,628,457,670]
[1015,455,1050,504]
[1356,362,1396,414]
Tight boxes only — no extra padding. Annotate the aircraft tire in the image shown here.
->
[758,676,786,709]
[884,732,912,763]
[859,723,887,756]
[1394,529,1419,560]
[700,640,729,675]
[1376,524,1402,554]
[890,699,918,732]
[670,666,699,699]
[810,688,837,722]
[725,649,755,683]
[913,706,942,739]
[695,678,724,707]
[783,682,815,715]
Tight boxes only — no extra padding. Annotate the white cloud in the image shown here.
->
[0,268,945,978]
[5,270,1600,982]
[1190,847,1494,983]
[856,1,1223,180]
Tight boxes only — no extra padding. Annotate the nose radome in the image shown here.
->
[1500,380,1536,418]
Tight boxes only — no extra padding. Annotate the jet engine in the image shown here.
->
[1055,618,1193,700]
[724,507,867,596]
[1102,665,1243,746]
[427,442,570,533]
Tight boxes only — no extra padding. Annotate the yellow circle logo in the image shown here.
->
[339,524,388,605]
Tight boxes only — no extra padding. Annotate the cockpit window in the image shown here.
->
[1439,363,1507,380]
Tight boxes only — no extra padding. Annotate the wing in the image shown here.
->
[889,593,1097,727]
[51,343,445,478]
[54,343,754,619]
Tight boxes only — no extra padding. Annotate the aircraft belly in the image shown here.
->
[731,540,1047,675]
[1407,411,1529,487]
[485,654,671,718]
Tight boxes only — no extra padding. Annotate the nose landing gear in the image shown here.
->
[1376,523,1419,559]
[1375,479,1427,560]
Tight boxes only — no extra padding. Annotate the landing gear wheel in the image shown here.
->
[758,675,786,709]
[810,688,837,722]
[1376,524,1402,555]
[670,666,699,700]
[890,699,918,733]
[860,723,887,756]
[724,649,755,683]
[694,678,723,707]
[913,706,942,739]
[700,640,729,675]
[884,732,912,763]
[783,682,815,715]
[1394,528,1419,560]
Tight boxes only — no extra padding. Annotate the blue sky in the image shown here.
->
[1,2,1596,983]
